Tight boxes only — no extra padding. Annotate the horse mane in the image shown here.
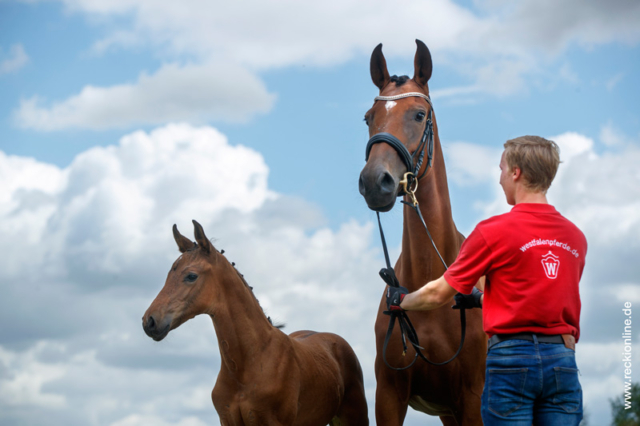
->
[390,75,410,86]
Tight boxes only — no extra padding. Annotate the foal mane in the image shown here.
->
[190,241,284,329]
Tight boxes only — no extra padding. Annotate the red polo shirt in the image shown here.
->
[444,203,587,342]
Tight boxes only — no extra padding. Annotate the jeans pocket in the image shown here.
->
[488,368,528,417]
[553,367,582,413]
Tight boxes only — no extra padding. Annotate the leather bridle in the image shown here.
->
[365,92,434,205]
[364,91,467,370]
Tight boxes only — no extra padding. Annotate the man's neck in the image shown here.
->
[514,187,548,205]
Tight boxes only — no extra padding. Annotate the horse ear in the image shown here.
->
[370,43,390,91]
[192,220,213,254]
[173,224,195,253]
[413,39,432,87]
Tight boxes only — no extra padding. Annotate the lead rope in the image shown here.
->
[373,106,467,370]
[377,205,467,370]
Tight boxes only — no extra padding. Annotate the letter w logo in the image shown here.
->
[541,251,560,279]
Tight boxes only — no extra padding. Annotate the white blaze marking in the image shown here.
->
[385,101,397,112]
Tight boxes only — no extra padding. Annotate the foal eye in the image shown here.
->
[415,111,426,122]
[185,273,198,283]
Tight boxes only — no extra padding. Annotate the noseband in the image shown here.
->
[364,92,434,202]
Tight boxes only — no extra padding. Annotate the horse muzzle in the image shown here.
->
[358,164,400,212]
[143,314,172,341]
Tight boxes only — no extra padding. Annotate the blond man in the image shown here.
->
[387,136,586,425]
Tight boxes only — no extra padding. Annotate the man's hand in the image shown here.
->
[452,287,483,310]
[386,286,409,312]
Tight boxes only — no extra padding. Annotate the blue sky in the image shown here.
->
[1,1,639,425]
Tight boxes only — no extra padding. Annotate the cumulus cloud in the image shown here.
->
[0,123,384,425]
[0,44,29,75]
[2,122,638,425]
[444,141,501,186]
[17,0,640,130]
[53,0,640,68]
[14,63,276,130]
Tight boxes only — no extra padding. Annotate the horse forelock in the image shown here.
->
[389,75,410,86]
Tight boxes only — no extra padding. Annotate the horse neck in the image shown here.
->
[208,260,276,376]
[400,129,461,289]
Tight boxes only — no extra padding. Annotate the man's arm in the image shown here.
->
[400,276,458,311]
[397,276,485,311]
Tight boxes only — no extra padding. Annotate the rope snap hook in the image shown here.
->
[399,172,419,206]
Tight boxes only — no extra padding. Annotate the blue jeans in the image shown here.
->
[481,336,583,425]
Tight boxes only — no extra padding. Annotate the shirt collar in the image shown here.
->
[511,203,558,213]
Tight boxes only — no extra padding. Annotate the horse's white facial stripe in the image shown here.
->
[385,101,397,112]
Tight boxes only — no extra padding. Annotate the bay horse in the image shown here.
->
[358,40,486,425]
[143,220,369,426]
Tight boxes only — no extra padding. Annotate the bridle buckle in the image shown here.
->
[399,172,419,206]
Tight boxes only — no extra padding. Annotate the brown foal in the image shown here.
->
[359,41,486,425]
[143,220,369,426]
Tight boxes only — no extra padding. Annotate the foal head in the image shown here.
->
[359,39,434,212]
[142,220,230,341]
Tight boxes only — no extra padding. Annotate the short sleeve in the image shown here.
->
[444,227,493,294]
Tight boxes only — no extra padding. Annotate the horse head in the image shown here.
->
[359,39,433,212]
[142,220,225,341]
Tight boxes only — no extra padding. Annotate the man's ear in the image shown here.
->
[512,167,523,182]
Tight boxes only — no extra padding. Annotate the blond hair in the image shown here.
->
[503,136,560,193]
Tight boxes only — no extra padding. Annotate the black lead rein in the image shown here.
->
[367,92,467,370]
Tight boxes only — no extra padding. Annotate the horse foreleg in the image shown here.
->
[374,380,410,426]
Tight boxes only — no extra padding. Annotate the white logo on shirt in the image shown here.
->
[541,251,560,279]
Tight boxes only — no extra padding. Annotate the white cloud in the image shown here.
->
[551,131,595,162]
[111,415,208,426]
[600,121,635,147]
[0,44,29,75]
[0,343,67,409]
[17,0,640,130]
[54,0,640,68]
[444,141,501,186]
[2,122,639,425]
[14,63,276,130]
[606,72,625,91]
[0,123,384,425]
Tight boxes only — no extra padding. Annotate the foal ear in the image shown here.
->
[370,43,390,91]
[413,39,433,88]
[192,220,213,254]
[173,224,196,253]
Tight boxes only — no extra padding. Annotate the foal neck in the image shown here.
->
[208,258,277,375]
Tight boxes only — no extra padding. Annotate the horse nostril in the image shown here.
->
[358,174,366,196]
[147,316,156,331]
[378,171,396,195]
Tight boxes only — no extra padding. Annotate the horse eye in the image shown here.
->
[185,273,198,283]
[415,111,426,122]
[363,117,369,126]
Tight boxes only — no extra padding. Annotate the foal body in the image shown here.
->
[143,221,368,426]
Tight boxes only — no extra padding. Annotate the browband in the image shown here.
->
[374,92,432,107]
